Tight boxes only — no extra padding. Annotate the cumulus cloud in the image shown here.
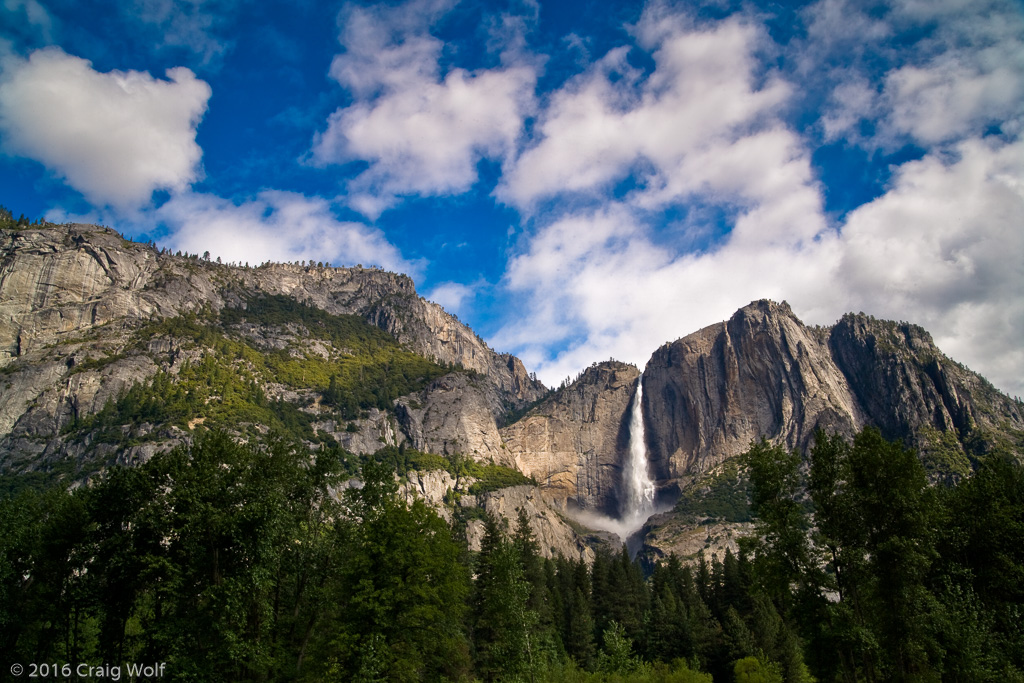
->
[497,7,825,244]
[157,190,415,275]
[492,204,840,388]
[0,47,210,211]
[809,0,1024,148]
[495,134,1024,398]
[835,135,1024,395]
[883,50,1023,145]
[490,1,1024,400]
[311,0,537,217]
[490,5,832,380]
[425,281,475,315]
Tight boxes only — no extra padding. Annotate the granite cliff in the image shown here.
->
[643,300,1023,486]
[500,361,640,516]
[0,222,599,558]
[3,223,1023,564]
[635,300,1023,563]
[1,224,543,403]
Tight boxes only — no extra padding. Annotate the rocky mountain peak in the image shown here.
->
[0,223,547,476]
[643,299,861,480]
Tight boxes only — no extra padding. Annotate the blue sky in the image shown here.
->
[1,0,1022,397]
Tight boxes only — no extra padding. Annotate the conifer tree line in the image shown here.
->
[1,427,1022,681]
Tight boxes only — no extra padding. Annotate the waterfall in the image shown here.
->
[564,373,659,550]
[621,376,655,529]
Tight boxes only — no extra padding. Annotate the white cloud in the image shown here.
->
[311,0,537,217]
[820,75,878,142]
[497,7,817,247]
[490,3,842,384]
[492,202,840,388]
[425,281,474,315]
[480,2,1024,397]
[157,190,415,275]
[883,49,1024,145]
[0,47,210,211]
[807,0,1024,149]
[494,133,1024,398]
[835,135,1024,395]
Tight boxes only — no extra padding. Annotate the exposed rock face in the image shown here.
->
[643,300,1024,482]
[499,361,639,515]
[828,313,1023,445]
[395,373,512,465]
[0,224,546,473]
[401,469,458,521]
[1,226,208,362]
[5,223,1023,565]
[644,300,865,478]
[313,407,404,455]
[638,513,754,567]
[0,224,546,386]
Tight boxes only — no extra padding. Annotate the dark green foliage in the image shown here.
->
[3,425,1022,681]
[674,462,752,523]
[0,432,477,681]
[803,428,940,681]
[67,361,323,446]
[1,431,351,680]
[316,458,472,681]
[471,514,536,681]
[467,461,535,494]
[741,440,811,610]
[220,294,389,346]
[0,205,43,229]
[365,444,449,477]
[502,388,556,426]
[931,452,1024,680]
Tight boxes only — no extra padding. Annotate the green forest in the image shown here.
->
[1,427,1022,682]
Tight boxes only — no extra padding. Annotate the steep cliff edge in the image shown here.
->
[0,223,546,474]
[828,313,1024,466]
[642,300,1023,485]
[5,223,1023,565]
[643,300,865,479]
[499,361,639,515]
[1,224,545,405]
[637,300,1023,565]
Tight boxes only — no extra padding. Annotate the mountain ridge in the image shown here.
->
[3,221,1023,562]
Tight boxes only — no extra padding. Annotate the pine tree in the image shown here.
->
[472,514,535,681]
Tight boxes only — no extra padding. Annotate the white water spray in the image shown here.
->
[621,377,656,529]
[563,373,664,549]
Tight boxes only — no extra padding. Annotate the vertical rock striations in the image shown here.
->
[643,300,864,478]
[0,224,546,472]
[499,361,640,515]
[642,300,1023,483]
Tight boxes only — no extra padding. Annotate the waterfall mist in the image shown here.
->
[567,374,668,550]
